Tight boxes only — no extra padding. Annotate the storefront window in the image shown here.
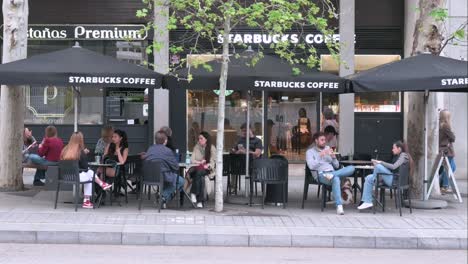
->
[187,90,263,152]
[267,92,319,161]
[25,85,74,124]
[79,88,104,124]
[355,92,401,112]
[106,88,148,125]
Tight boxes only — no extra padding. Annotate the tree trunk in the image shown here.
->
[0,0,29,191]
[407,0,446,198]
[214,14,231,212]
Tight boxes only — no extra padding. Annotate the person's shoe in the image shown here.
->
[101,182,112,191]
[336,205,344,215]
[357,202,373,210]
[82,200,94,209]
[441,187,452,194]
[196,202,203,208]
[33,180,45,186]
[190,193,197,203]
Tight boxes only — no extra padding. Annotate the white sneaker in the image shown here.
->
[196,202,203,208]
[357,202,373,210]
[336,205,344,215]
[190,193,197,203]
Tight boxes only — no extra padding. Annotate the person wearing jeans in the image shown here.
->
[438,110,456,194]
[28,126,63,186]
[358,140,411,210]
[142,130,185,208]
[306,132,355,215]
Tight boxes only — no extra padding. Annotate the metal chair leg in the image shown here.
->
[74,184,79,212]
[283,183,287,209]
[54,182,60,209]
[398,189,403,216]
[301,178,308,209]
[261,183,266,209]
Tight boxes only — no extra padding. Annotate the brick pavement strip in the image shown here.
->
[0,212,465,249]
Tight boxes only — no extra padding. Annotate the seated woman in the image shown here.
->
[189,131,216,208]
[358,140,412,210]
[102,129,129,178]
[61,132,112,209]
[22,127,38,163]
[28,126,64,186]
[95,125,114,156]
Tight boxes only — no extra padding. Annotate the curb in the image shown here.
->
[0,225,465,249]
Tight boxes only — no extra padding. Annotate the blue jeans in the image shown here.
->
[28,154,58,182]
[440,156,456,188]
[361,164,394,203]
[318,165,355,206]
[163,176,185,201]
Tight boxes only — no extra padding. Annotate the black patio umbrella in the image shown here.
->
[0,44,163,88]
[164,53,346,93]
[348,53,468,92]
[0,43,164,131]
[347,53,468,204]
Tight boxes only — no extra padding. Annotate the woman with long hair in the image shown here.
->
[439,110,456,194]
[103,129,129,177]
[189,131,216,208]
[61,132,112,209]
[358,140,413,210]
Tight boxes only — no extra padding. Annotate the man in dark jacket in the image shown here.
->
[143,131,184,206]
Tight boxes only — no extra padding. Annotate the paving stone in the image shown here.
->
[0,230,36,243]
[289,228,333,247]
[79,232,122,245]
[248,227,291,247]
[122,232,163,245]
[164,226,206,246]
[418,237,462,249]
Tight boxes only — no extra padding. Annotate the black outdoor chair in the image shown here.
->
[250,158,288,209]
[302,164,332,211]
[373,162,412,216]
[226,153,246,195]
[138,160,164,212]
[54,160,94,212]
[97,159,121,207]
[269,155,289,203]
[123,155,142,197]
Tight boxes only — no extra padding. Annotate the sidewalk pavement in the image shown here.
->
[0,166,466,249]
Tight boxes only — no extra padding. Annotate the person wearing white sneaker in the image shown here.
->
[306,132,355,215]
[358,140,412,210]
[60,132,113,209]
[188,131,216,206]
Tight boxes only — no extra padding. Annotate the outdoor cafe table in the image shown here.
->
[340,160,374,202]
[88,162,123,207]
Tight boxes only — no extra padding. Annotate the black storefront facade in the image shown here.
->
[169,0,405,162]
[1,0,404,161]
[1,0,154,154]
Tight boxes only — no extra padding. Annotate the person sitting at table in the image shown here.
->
[231,123,262,159]
[358,140,413,210]
[159,126,175,153]
[102,129,129,178]
[142,131,185,208]
[95,125,114,156]
[324,125,338,150]
[28,126,64,186]
[189,131,216,208]
[306,132,355,215]
[61,132,112,209]
[22,127,38,163]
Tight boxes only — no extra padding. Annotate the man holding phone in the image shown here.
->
[306,132,355,215]
[231,123,262,159]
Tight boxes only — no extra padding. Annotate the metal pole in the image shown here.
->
[423,90,429,200]
[73,86,78,132]
[245,91,251,198]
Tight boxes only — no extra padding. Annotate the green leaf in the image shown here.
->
[453,29,465,40]
[429,8,448,22]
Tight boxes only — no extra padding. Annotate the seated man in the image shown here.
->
[231,123,262,159]
[142,131,184,208]
[306,132,355,215]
